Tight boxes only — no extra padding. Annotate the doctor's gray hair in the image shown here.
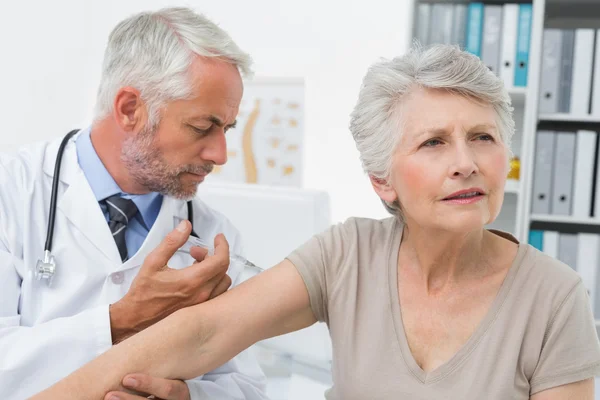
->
[349,43,514,219]
[94,7,253,128]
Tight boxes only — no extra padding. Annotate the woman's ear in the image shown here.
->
[369,175,398,203]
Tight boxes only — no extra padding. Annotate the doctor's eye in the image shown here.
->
[191,125,211,136]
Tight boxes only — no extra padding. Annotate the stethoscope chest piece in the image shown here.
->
[35,250,57,285]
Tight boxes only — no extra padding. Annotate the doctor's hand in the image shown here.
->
[109,220,231,344]
[105,373,190,400]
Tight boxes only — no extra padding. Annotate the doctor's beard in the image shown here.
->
[121,127,214,200]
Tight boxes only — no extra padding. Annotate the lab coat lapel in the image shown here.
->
[44,137,122,265]
[121,196,184,270]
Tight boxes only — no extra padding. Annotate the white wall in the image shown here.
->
[0,0,412,223]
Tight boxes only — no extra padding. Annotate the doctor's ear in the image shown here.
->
[369,175,398,203]
[113,87,148,133]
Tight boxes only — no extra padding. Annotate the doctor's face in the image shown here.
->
[122,57,243,199]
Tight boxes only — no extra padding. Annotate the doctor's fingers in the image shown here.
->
[212,233,230,258]
[189,245,208,262]
[209,273,232,299]
[143,221,193,272]
[187,234,228,264]
[104,373,190,400]
[179,255,230,287]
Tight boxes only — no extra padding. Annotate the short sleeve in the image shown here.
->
[530,279,600,394]
[286,221,353,325]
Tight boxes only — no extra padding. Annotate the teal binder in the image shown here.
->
[466,3,484,57]
[514,4,533,87]
[528,230,544,251]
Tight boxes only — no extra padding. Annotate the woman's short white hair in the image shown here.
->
[94,7,253,128]
[349,43,515,219]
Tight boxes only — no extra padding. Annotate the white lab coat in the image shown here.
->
[0,133,268,400]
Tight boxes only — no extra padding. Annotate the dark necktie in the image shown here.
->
[103,195,139,262]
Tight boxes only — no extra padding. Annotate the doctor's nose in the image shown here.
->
[202,132,228,166]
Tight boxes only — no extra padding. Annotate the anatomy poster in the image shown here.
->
[209,78,304,187]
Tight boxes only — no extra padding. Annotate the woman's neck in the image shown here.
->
[399,223,496,295]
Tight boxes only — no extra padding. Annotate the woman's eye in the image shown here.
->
[476,134,494,142]
[423,138,443,147]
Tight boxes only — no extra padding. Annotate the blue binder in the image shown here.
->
[466,3,484,57]
[528,230,544,251]
[514,4,533,87]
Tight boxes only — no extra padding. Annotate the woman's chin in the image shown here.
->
[438,213,492,233]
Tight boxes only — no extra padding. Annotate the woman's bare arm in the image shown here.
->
[31,260,315,399]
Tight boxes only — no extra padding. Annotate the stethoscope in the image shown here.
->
[35,129,199,285]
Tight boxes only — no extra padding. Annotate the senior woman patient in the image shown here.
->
[34,44,600,400]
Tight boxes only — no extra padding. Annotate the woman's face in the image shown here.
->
[373,87,509,232]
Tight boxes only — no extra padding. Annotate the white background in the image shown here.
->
[0,0,411,224]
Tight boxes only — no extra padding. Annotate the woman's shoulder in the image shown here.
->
[509,239,584,314]
[327,216,399,241]
[522,244,581,287]
[489,228,581,290]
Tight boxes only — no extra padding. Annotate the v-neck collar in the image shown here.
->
[387,220,529,384]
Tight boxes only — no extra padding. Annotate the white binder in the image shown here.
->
[416,4,431,46]
[538,29,563,114]
[570,29,595,116]
[577,233,599,310]
[573,130,597,218]
[558,233,578,270]
[481,5,503,75]
[451,4,468,48]
[542,231,559,258]
[551,132,576,215]
[531,131,556,214]
[592,30,600,117]
[430,4,454,44]
[500,4,519,89]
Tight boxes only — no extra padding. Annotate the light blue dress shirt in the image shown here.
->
[75,127,163,260]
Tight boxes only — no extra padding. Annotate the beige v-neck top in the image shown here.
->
[287,217,600,399]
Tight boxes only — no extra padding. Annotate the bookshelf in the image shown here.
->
[531,214,600,226]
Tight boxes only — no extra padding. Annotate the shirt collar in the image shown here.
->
[75,126,162,228]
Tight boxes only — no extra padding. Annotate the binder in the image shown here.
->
[577,233,600,308]
[592,30,600,117]
[440,5,454,45]
[529,230,543,251]
[500,4,519,89]
[514,4,532,87]
[558,233,578,270]
[572,130,598,218]
[570,29,595,116]
[594,248,600,318]
[531,131,556,214]
[451,4,468,49]
[481,5,503,75]
[542,231,559,258]
[551,132,576,215]
[558,30,575,113]
[538,29,563,114]
[466,2,484,57]
[416,3,431,46]
[430,4,454,44]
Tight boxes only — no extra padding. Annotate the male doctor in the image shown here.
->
[0,7,269,400]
